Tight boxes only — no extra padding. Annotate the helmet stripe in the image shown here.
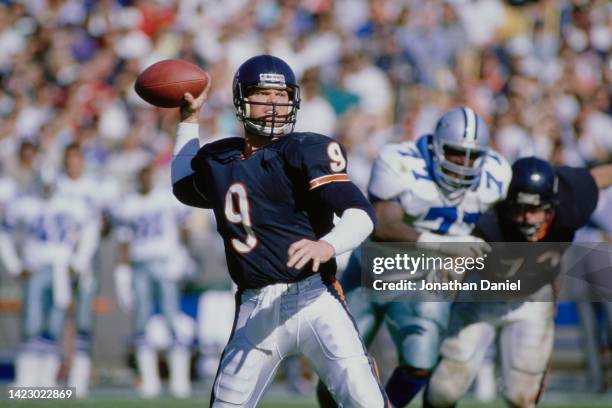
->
[463,107,477,141]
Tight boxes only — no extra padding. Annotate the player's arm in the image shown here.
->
[0,231,24,278]
[286,137,375,272]
[288,181,375,272]
[372,200,419,242]
[373,199,488,255]
[0,207,27,279]
[110,208,134,311]
[318,181,376,253]
[71,213,100,276]
[172,81,213,208]
[366,150,421,242]
[590,163,612,190]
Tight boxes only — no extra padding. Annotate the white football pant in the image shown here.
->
[210,274,387,407]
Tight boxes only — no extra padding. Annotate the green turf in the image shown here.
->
[3,400,612,408]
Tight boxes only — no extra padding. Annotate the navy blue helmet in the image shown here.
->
[233,55,301,137]
[506,157,559,240]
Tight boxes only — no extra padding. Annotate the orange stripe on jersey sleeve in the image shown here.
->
[308,173,350,190]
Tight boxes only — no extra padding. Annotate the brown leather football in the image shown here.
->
[135,59,209,108]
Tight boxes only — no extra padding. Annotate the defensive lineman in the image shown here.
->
[171,55,388,407]
[318,107,511,407]
[426,157,612,408]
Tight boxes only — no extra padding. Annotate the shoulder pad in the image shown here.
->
[377,142,428,173]
[376,141,439,200]
[277,132,335,151]
[477,151,512,204]
[555,166,598,228]
[198,137,244,160]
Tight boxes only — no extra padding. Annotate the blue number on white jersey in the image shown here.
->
[28,214,71,243]
[424,207,481,234]
[133,212,163,240]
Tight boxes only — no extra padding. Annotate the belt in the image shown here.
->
[279,273,321,295]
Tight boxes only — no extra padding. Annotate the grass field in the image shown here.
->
[3,398,612,408]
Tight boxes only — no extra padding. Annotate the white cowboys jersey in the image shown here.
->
[368,135,511,236]
[2,194,95,271]
[56,174,120,216]
[113,187,190,264]
[0,177,17,214]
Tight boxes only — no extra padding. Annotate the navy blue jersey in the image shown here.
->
[473,166,599,294]
[181,132,371,289]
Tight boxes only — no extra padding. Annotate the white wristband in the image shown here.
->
[321,208,374,256]
[172,122,200,183]
[174,122,200,155]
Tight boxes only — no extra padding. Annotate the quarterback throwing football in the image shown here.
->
[171,55,388,407]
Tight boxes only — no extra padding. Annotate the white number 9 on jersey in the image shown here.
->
[224,183,258,253]
[327,142,346,173]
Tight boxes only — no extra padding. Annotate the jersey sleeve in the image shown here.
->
[473,207,503,242]
[173,173,213,209]
[1,201,23,233]
[286,134,351,190]
[555,166,599,229]
[367,144,414,202]
[477,151,512,205]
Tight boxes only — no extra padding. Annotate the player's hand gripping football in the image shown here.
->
[287,239,335,272]
[180,75,212,123]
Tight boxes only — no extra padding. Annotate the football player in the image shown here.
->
[317,107,512,408]
[0,173,98,387]
[55,142,117,397]
[172,55,388,407]
[112,162,194,399]
[425,157,612,408]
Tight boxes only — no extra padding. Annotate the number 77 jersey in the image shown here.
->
[368,135,512,236]
[190,132,350,289]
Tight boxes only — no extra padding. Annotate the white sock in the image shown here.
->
[69,352,91,398]
[136,346,161,398]
[168,346,191,398]
[474,361,497,402]
[14,351,39,387]
[39,352,61,387]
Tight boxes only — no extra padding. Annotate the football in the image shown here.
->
[134,59,209,108]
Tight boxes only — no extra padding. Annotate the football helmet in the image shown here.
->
[505,157,558,241]
[233,55,301,137]
[432,107,490,192]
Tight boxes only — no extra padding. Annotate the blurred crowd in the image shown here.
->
[0,0,610,196]
[0,0,611,395]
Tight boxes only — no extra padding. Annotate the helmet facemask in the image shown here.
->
[431,107,490,196]
[433,142,487,192]
[234,79,300,138]
[510,203,556,241]
[505,158,559,242]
